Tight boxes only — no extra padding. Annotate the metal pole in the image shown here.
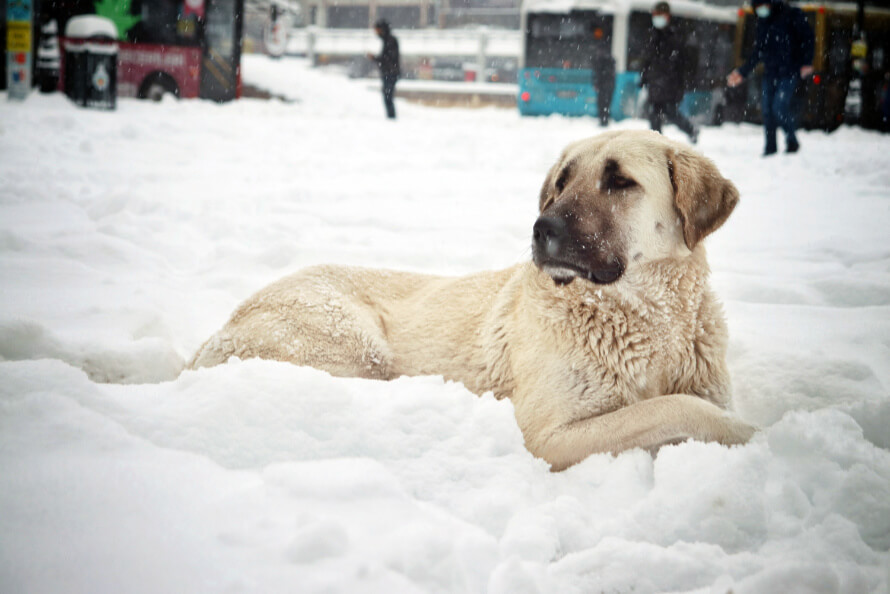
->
[307,26,316,65]
[856,0,865,39]
[477,29,488,84]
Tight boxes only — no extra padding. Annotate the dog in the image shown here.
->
[189,130,756,471]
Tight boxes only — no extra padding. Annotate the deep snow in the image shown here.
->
[1,55,889,593]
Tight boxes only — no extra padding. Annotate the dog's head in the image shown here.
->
[532,130,739,286]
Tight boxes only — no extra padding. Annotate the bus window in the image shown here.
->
[626,11,651,72]
[669,17,700,90]
[326,6,370,29]
[200,0,242,101]
[827,18,852,77]
[130,0,181,45]
[525,12,612,69]
[626,12,712,90]
[710,25,736,87]
[739,13,757,67]
[530,16,587,39]
[865,15,890,72]
[685,21,734,90]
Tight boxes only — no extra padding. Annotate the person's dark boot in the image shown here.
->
[786,139,800,153]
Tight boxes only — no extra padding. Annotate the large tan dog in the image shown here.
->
[190,130,755,470]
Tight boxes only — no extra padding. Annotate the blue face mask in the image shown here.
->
[652,15,669,29]
[755,5,771,18]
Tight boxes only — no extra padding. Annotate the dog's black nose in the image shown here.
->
[533,216,567,254]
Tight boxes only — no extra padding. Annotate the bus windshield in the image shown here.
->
[525,12,613,69]
[128,0,203,46]
[627,10,733,90]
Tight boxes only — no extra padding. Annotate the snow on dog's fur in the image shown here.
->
[190,130,755,470]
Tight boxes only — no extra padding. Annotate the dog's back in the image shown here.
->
[189,263,521,392]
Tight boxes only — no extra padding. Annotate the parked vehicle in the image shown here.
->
[518,0,737,123]
[49,0,244,102]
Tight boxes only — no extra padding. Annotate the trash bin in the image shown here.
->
[63,15,118,110]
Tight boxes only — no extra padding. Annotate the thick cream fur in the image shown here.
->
[189,131,755,471]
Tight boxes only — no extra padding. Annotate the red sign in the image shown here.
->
[183,0,205,19]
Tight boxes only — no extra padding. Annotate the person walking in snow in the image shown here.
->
[366,19,401,119]
[727,0,814,156]
[639,2,698,143]
[590,25,616,127]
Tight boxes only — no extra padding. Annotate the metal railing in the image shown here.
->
[289,26,521,65]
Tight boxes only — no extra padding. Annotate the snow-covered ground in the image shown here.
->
[1,55,888,593]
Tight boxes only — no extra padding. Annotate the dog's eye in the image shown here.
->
[555,167,571,193]
[611,175,637,190]
[602,159,637,192]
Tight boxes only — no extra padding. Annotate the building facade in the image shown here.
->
[302,0,520,29]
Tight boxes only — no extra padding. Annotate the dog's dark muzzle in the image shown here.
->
[532,215,625,285]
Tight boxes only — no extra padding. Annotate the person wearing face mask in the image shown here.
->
[727,0,814,155]
[639,2,699,143]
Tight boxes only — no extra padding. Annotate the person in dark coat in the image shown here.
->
[639,2,698,143]
[728,0,814,155]
[590,26,616,127]
[366,19,401,119]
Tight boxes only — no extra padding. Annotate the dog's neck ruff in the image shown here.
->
[531,247,711,315]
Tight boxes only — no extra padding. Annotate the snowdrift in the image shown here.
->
[1,55,888,593]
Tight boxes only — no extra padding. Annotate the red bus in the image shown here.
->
[49,0,243,102]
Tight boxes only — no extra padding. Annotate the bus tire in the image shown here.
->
[139,73,180,102]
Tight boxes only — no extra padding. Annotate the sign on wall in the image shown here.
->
[6,0,33,100]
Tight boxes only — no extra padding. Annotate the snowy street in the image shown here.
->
[1,55,889,593]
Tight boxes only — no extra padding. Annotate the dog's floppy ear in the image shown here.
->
[668,148,739,250]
